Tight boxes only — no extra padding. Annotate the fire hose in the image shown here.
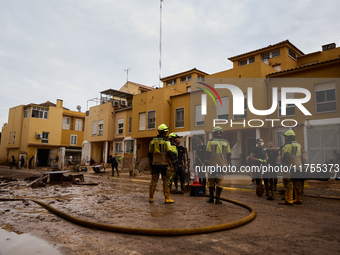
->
[0,196,256,236]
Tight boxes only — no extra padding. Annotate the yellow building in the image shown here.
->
[0,99,85,168]
[131,68,208,162]
[155,40,339,168]
[83,82,154,167]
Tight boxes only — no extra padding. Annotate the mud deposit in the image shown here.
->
[1,168,340,255]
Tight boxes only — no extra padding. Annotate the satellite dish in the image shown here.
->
[76,105,81,112]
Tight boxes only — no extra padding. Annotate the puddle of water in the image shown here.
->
[0,228,61,255]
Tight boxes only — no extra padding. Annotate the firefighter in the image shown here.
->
[279,130,305,205]
[174,134,186,194]
[148,124,178,204]
[205,126,231,204]
[168,133,179,193]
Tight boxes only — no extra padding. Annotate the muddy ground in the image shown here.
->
[0,166,339,255]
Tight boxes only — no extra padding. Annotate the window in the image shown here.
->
[24,107,29,118]
[129,117,132,133]
[70,135,77,145]
[195,105,204,126]
[234,94,247,119]
[115,142,122,153]
[92,121,97,135]
[180,75,191,82]
[13,131,16,144]
[124,140,134,153]
[272,50,280,57]
[147,110,156,129]
[42,132,49,144]
[239,57,255,66]
[187,86,191,92]
[288,48,297,60]
[278,91,295,116]
[273,65,281,71]
[98,120,104,135]
[166,79,176,86]
[197,75,205,82]
[31,106,48,119]
[117,119,123,135]
[216,97,229,119]
[9,132,11,144]
[262,50,280,60]
[315,82,337,113]
[62,117,71,130]
[274,130,286,148]
[139,112,146,131]
[75,119,83,131]
[175,108,185,128]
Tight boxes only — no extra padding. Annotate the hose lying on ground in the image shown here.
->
[0,196,256,236]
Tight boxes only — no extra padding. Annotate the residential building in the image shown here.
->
[0,99,85,167]
[82,82,154,167]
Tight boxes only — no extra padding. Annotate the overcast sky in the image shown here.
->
[1,0,339,127]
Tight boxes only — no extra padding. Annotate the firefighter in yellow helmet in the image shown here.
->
[279,129,305,205]
[205,126,231,204]
[148,124,178,204]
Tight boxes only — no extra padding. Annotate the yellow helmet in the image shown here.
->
[158,124,169,133]
[284,130,295,137]
[213,126,223,134]
[169,133,177,139]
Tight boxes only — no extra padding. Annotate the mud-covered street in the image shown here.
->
[1,166,340,255]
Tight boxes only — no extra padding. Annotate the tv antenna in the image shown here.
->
[124,68,131,82]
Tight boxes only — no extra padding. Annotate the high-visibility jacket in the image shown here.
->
[282,140,303,166]
[206,137,231,166]
[148,135,176,166]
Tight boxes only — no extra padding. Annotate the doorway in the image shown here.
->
[37,149,50,167]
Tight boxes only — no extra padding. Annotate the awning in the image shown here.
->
[114,137,125,141]
[123,137,134,141]
[65,149,82,152]
[175,130,205,137]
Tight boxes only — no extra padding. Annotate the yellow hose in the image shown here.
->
[1,196,256,236]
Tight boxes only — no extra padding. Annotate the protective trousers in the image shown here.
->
[149,167,174,204]
[283,178,302,204]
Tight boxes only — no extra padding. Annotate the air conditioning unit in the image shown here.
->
[113,100,120,107]
[263,59,269,65]
[36,133,42,139]
[120,101,127,106]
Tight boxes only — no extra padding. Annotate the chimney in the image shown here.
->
[56,99,63,108]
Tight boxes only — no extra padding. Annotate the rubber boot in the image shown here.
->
[215,186,223,204]
[164,186,175,204]
[149,185,156,203]
[293,189,302,205]
[279,188,293,205]
[206,187,214,203]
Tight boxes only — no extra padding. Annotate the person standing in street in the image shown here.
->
[148,124,178,204]
[279,130,305,205]
[108,155,119,177]
[174,135,186,194]
[205,126,231,204]
[249,138,268,197]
